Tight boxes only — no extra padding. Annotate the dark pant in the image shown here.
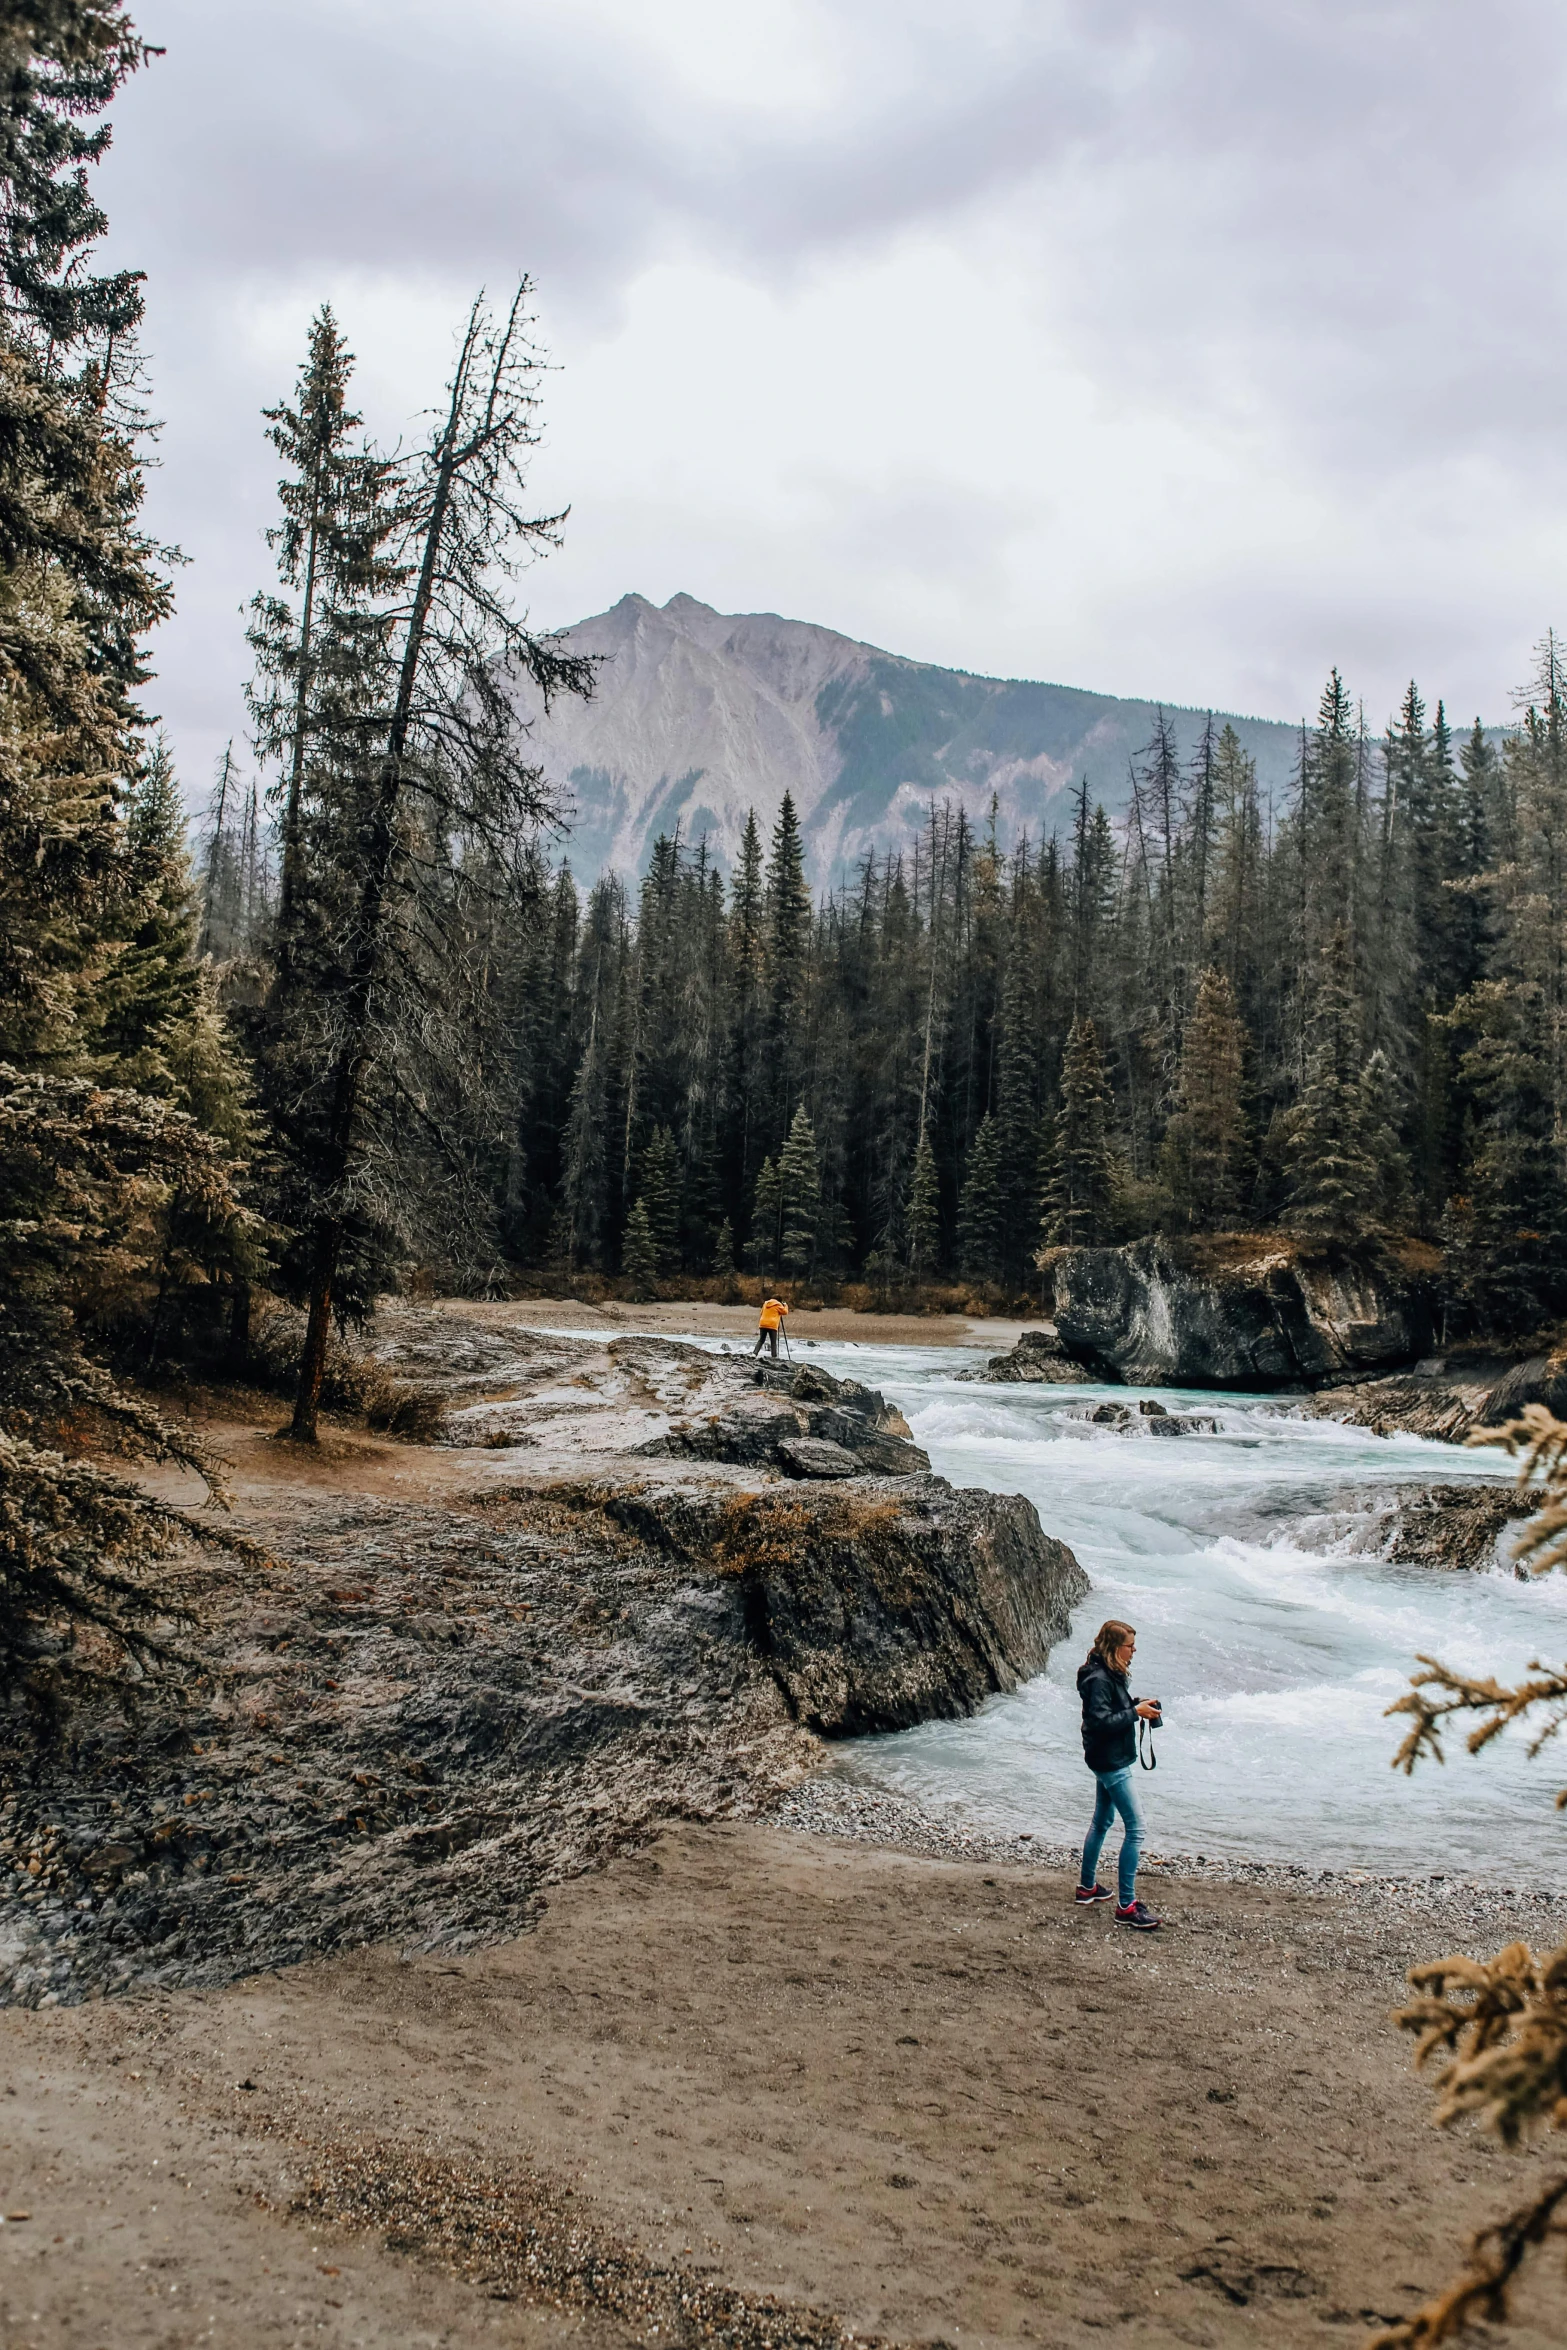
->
[1080,1766,1142,1906]
[753,1327,779,1358]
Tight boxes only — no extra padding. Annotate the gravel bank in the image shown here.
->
[769,1774,1567,1958]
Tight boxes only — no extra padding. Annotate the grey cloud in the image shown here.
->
[81,0,1567,786]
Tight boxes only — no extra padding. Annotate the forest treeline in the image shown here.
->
[209,618,1567,1341]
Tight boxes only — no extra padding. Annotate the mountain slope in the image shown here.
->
[506,592,1304,884]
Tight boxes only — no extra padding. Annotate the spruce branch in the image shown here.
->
[1375,1405,1567,2342]
[1386,1655,1567,1788]
[1386,1409,1567,1792]
[1470,1404,1567,1578]
[1364,2174,1567,2348]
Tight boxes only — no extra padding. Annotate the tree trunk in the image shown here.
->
[274,462,323,981]
[289,1221,338,1441]
[227,1277,252,1368]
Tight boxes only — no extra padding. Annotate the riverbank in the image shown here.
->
[431,1293,1033,1351]
[3,1813,1560,2349]
[772,1775,1567,1942]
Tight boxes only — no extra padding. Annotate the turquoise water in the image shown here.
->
[772,1339,1567,1884]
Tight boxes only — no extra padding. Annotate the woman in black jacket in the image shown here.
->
[1075,1617,1162,1931]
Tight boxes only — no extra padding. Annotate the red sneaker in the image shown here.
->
[1115,1900,1161,1931]
[1074,1882,1114,1904]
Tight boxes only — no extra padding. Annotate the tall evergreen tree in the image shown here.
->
[1358,1047,1413,1235]
[746,1155,782,1277]
[0,6,263,1684]
[279,287,595,1439]
[246,305,397,968]
[621,1198,658,1301]
[1161,967,1248,1230]
[1043,1016,1116,1247]
[763,792,811,1149]
[1284,924,1378,1239]
[957,1110,1005,1281]
[637,1124,681,1272]
[904,1129,940,1277]
[777,1103,821,1277]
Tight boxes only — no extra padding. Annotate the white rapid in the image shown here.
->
[779,1339,1567,1885]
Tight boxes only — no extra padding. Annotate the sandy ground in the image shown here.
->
[3,1821,1559,2350]
[434,1299,1032,1353]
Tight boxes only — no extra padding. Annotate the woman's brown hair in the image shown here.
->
[1089,1618,1136,1671]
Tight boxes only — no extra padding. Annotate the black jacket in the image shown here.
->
[1078,1655,1137,1775]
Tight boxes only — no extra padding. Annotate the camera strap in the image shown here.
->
[1137,1717,1158,1771]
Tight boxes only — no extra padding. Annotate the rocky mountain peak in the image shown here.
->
[509,595,1303,887]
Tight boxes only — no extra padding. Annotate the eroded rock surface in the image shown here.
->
[1052,1240,1435,1390]
[0,1482,808,2010]
[1306,1350,1567,1442]
[0,1308,1084,2009]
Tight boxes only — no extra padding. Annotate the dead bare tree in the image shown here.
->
[277,285,594,1442]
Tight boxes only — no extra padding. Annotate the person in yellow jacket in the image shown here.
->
[753,1295,789,1359]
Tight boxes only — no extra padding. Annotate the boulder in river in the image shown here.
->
[645,1356,932,1477]
[1051,1238,1435,1390]
[1078,1398,1220,1436]
[957,1328,1092,1385]
[1372,1482,1539,1572]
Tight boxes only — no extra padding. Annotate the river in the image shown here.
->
[771,1337,1567,1885]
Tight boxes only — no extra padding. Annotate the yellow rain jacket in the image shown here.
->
[758,1297,789,1331]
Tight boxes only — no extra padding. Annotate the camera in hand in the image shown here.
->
[1144,1697,1163,1725]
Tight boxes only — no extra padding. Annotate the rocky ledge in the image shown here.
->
[1306,1350,1567,1443]
[1050,1238,1434,1390]
[0,1311,1086,2010]
[367,1313,933,1477]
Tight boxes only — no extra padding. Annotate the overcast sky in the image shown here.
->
[97,0,1567,799]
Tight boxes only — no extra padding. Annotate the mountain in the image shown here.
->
[505,591,1305,885]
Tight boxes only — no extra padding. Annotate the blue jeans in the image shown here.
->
[1080,1766,1142,1907]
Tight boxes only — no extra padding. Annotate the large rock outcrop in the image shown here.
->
[1,1308,1087,2008]
[641,1356,932,1477]
[372,1319,935,1478]
[1051,1240,1435,1390]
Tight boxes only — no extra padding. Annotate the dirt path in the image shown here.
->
[2,1822,1557,2349]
